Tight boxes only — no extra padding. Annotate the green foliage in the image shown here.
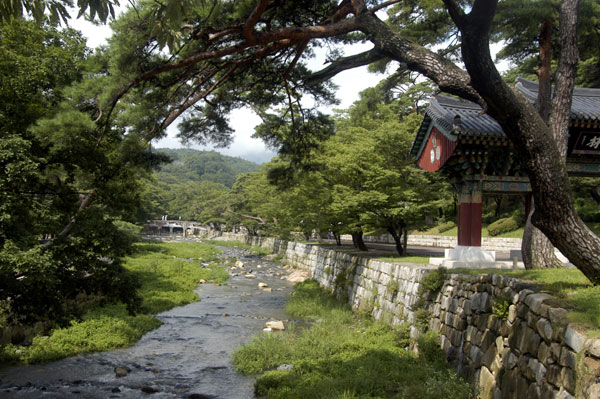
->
[377,255,431,264]
[285,280,353,323]
[413,308,432,332]
[487,216,520,236]
[386,280,399,297]
[155,148,260,188]
[437,221,456,233]
[233,279,474,399]
[0,0,119,25]
[416,331,446,365]
[418,268,447,295]
[23,304,162,364]
[125,242,226,314]
[492,294,511,321]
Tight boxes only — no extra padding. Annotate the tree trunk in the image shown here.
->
[494,195,502,217]
[333,232,341,246]
[522,202,562,268]
[522,18,562,270]
[351,231,368,251]
[387,226,408,256]
[387,227,403,256]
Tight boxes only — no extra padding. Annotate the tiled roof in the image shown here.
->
[410,78,600,157]
[516,77,600,122]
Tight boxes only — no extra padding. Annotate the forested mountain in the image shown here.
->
[154,148,260,188]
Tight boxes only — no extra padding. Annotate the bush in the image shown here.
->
[418,268,447,295]
[436,221,456,233]
[487,216,520,236]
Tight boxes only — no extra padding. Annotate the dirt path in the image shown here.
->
[0,246,294,399]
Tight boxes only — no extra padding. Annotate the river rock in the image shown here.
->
[245,274,257,279]
[266,321,285,330]
[199,279,207,284]
[140,386,160,393]
[114,366,130,378]
[288,270,311,283]
[262,288,272,293]
[258,282,268,288]
[235,260,244,268]
[263,254,278,260]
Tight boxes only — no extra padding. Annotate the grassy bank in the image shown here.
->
[233,280,474,399]
[454,268,599,337]
[204,239,272,256]
[376,255,431,264]
[1,241,228,365]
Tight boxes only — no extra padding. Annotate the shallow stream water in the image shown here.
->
[0,246,294,399]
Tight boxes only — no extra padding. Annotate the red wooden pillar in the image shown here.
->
[457,183,482,247]
[458,184,471,246]
[470,187,482,246]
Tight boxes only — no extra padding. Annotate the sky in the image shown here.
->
[70,7,509,164]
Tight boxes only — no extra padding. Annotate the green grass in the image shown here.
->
[418,226,524,238]
[453,268,599,336]
[418,221,598,239]
[375,255,432,264]
[232,280,475,399]
[204,239,272,256]
[125,242,227,313]
[2,241,229,364]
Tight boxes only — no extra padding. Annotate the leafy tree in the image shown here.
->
[0,19,165,327]
[318,102,449,255]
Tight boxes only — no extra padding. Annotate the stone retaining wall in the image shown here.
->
[208,232,599,399]
[340,233,522,251]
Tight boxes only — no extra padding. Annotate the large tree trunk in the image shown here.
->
[522,203,562,268]
[522,18,562,269]
[443,0,600,284]
[351,231,368,251]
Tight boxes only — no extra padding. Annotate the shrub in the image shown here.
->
[416,331,445,365]
[418,268,447,295]
[492,294,511,321]
[487,216,520,236]
[437,221,456,233]
[413,308,431,332]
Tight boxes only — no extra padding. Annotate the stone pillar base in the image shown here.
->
[429,245,500,269]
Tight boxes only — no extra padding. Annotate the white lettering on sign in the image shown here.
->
[587,136,600,150]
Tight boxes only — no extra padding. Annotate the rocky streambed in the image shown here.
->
[0,246,301,399]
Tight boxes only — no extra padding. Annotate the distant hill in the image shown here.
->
[154,148,260,188]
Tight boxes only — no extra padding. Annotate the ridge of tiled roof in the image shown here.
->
[516,77,600,121]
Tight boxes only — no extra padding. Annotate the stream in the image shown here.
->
[0,246,294,399]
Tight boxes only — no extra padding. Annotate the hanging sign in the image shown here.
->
[572,131,600,155]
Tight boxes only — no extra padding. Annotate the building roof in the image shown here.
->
[516,77,600,121]
[410,78,600,158]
